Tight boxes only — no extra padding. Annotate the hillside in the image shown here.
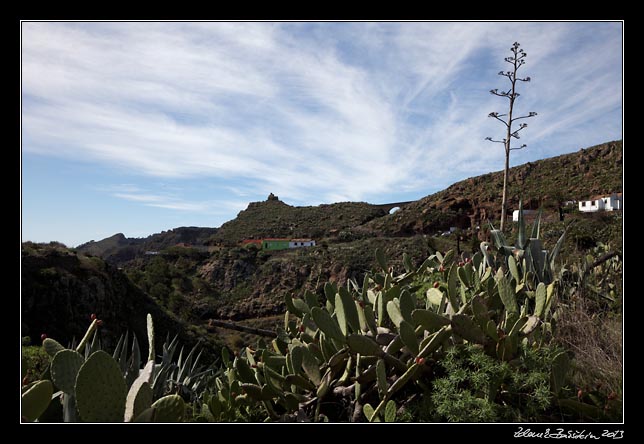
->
[21,242,221,359]
[210,194,387,245]
[365,140,622,237]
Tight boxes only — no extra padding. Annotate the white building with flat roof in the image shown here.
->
[579,194,622,212]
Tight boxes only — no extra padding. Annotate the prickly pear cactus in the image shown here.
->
[75,350,127,422]
[42,338,65,357]
[147,313,155,362]
[22,380,53,422]
[150,394,185,422]
[51,349,84,394]
[384,400,397,423]
[124,361,155,422]
[124,382,153,422]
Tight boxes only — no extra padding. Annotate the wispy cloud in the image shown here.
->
[22,21,622,209]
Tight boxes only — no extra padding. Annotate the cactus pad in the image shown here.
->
[21,380,53,422]
[150,394,185,422]
[411,309,450,332]
[347,334,382,356]
[451,314,486,344]
[384,400,397,423]
[42,338,65,357]
[311,307,345,343]
[124,381,153,422]
[75,350,127,422]
[146,313,155,362]
[51,349,85,394]
[124,361,155,422]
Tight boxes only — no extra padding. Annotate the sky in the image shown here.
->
[21,21,623,247]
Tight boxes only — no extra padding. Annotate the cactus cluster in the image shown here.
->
[197,227,569,422]
[21,314,211,422]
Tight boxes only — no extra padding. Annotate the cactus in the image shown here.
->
[363,403,378,422]
[285,293,303,317]
[149,394,185,422]
[375,248,388,271]
[300,346,321,385]
[180,233,571,422]
[411,309,450,332]
[496,270,519,315]
[311,307,345,343]
[508,255,521,283]
[384,400,397,423]
[133,407,156,422]
[338,287,360,332]
[446,264,460,312]
[521,315,540,336]
[398,320,419,356]
[124,360,155,422]
[75,350,127,422]
[50,349,84,394]
[347,334,382,356]
[376,359,387,399]
[147,313,155,362]
[451,314,486,345]
[21,380,53,422]
[386,299,404,328]
[124,381,153,422]
[534,282,546,318]
[75,319,99,354]
[399,290,415,323]
[334,293,349,336]
[550,351,570,395]
[42,338,65,357]
[234,355,258,384]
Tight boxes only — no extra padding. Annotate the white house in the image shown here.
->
[579,194,622,213]
[512,209,537,222]
[289,239,316,248]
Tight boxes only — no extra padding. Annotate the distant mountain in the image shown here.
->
[76,226,218,264]
[75,232,133,256]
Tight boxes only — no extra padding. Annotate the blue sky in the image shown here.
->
[21,21,623,247]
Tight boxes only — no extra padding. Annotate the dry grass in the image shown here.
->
[555,297,622,396]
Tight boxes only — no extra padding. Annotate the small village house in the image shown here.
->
[242,238,316,251]
[578,193,622,213]
[262,239,291,251]
[289,239,316,248]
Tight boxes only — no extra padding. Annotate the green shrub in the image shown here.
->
[431,344,560,422]
[22,345,50,380]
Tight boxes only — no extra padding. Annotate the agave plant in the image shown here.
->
[485,200,568,286]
